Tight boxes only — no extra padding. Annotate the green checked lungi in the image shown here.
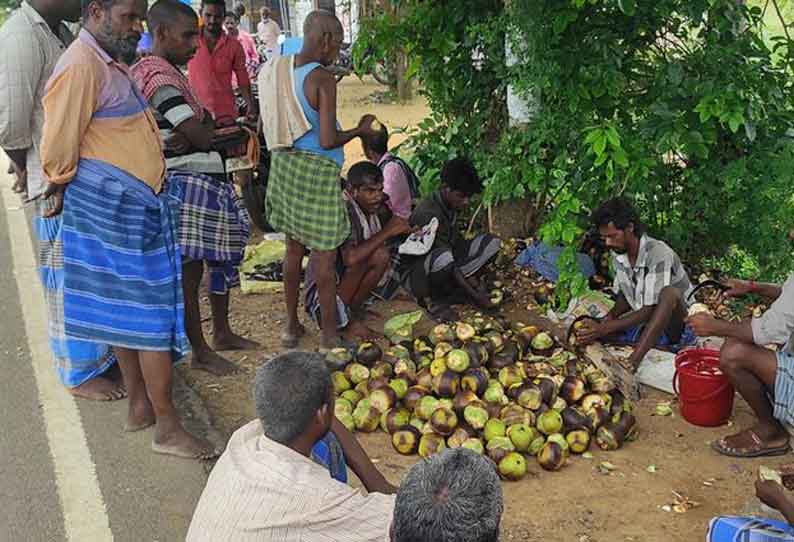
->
[266,150,350,251]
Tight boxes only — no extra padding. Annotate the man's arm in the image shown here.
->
[687,315,756,343]
[315,69,372,149]
[605,292,631,321]
[341,215,410,268]
[150,85,214,151]
[331,418,396,494]
[724,278,782,301]
[232,43,255,118]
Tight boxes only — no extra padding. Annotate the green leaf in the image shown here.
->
[593,133,607,156]
[613,147,629,168]
[605,126,621,149]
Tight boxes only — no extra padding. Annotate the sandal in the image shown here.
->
[711,429,791,458]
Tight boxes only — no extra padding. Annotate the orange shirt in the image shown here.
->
[41,29,165,192]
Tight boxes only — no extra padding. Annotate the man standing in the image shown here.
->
[689,275,794,458]
[577,197,695,370]
[41,0,216,459]
[257,7,281,60]
[0,0,127,401]
[133,0,257,377]
[188,0,254,124]
[261,10,376,350]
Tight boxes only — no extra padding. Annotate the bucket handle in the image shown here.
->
[673,368,732,403]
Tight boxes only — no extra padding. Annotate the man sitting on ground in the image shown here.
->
[186,351,397,541]
[132,0,258,376]
[391,447,503,542]
[688,274,794,458]
[305,162,412,340]
[361,123,419,219]
[577,197,695,371]
[401,157,501,321]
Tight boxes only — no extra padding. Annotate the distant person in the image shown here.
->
[188,0,254,124]
[361,123,419,219]
[257,6,281,59]
[260,10,378,350]
[689,273,794,458]
[0,0,127,400]
[304,162,411,340]
[576,197,695,370]
[401,157,501,321]
[223,11,259,79]
[391,447,503,542]
[186,351,396,542]
[233,1,251,33]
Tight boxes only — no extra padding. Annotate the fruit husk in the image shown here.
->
[490,289,504,307]
[498,451,527,481]
[340,389,362,407]
[429,324,455,345]
[596,412,637,451]
[498,364,524,389]
[432,370,461,398]
[537,441,566,471]
[609,389,630,417]
[381,407,411,434]
[588,406,611,431]
[486,436,516,464]
[367,376,390,393]
[356,342,383,366]
[551,397,568,412]
[332,371,352,395]
[446,349,471,373]
[537,409,564,435]
[388,378,409,400]
[562,406,594,433]
[403,385,429,411]
[370,361,394,380]
[430,407,459,436]
[418,433,447,458]
[483,383,507,405]
[528,435,546,456]
[500,404,535,427]
[566,429,591,454]
[412,351,433,369]
[345,363,371,385]
[392,425,421,455]
[560,376,587,404]
[446,426,474,448]
[461,367,489,396]
[589,375,615,394]
[506,423,536,452]
[535,377,558,405]
[325,347,353,371]
[416,395,440,421]
[455,321,477,342]
[434,342,454,360]
[369,386,397,413]
[463,404,490,430]
[483,418,507,442]
[409,415,425,432]
[452,389,480,416]
[383,345,412,366]
[546,432,570,458]
[416,368,433,390]
[461,437,485,455]
[485,401,503,419]
[413,337,433,354]
[581,393,607,414]
[429,357,448,378]
[352,404,381,432]
[516,384,543,410]
[354,380,370,397]
[337,412,355,432]
[394,359,417,382]
[335,398,353,418]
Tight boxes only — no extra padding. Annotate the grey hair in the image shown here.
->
[393,448,504,542]
[254,351,333,445]
[81,0,118,17]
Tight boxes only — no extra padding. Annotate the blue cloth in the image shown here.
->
[61,159,190,359]
[292,60,345,167]
[614,323,697,352]
[708,516,794,541]
[515,241,595,283]
[774,351,794,427]
[35,201,116,388]
[281,37,303,56]
[310,432,348,483]
[137,32,152,54]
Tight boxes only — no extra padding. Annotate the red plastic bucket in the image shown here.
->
[673,348,735,427]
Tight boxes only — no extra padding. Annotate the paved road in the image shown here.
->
[0,164,215,542]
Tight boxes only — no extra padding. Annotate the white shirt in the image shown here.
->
[0,2,74,198]
[257,18,281,52]
[186,420,395,542]
[752,273,794,354]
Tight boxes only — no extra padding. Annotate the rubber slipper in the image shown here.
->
[711,430,791,458]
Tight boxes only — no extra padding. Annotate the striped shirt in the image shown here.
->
[186,420,394,542]
[41,29,165,192]
[611,234,693,311]
[0,1,73,199]
[752,273,794,354]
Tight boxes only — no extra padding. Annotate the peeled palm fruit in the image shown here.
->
[392,426,421,455]
[430,407,459,436]
[447,349,471,373]
[461,437,485,455]
[345,363,370,385]
[416,395,440,421]
[463,404,490,430]
[537,410,564,435]
[538,441,566,471]
[506,423,534,452]
[418,433,447,458]
[498,452,527,481]
[483,418,507,442]
[332,371,352,394]
[352,404,381,432]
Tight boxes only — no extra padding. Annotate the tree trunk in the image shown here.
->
[395,50,412,102]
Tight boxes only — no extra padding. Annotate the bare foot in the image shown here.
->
[343,320,381,342]
[152,427,220,460]
[212,332,261,351]
[124,401,155,432]
[191,350,239,376]
[281,322,306,349]
[69,377,127,401]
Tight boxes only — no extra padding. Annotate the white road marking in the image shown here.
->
[1,161,114,541]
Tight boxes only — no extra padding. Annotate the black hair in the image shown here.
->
[347,161,383,189]
[148,0,197,35]
[590,197,645,234]
[200,0,226,14]
[441,157,482,196]
[362,125,389,156]
[225,12,240,22]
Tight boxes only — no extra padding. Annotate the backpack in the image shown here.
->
[380,155,421,201]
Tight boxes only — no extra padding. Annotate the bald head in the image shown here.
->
[303,10,343,42]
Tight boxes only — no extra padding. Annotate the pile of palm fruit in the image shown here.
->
[327,315,637,481]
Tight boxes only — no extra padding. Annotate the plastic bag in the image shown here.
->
[384,310,424,344]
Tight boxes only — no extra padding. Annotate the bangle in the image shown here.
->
[749,281,758,293]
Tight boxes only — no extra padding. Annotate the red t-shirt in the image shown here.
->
[187,31,250,122]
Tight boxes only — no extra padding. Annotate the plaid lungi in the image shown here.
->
[170,170,251,295]
[266,150,350,251]
[35,197,116,388]
[60,159,190,360]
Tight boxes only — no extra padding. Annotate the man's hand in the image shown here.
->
[385,215,412,237]
[756,479,790,512]
[42,183,66,218]
[356,114,377,138]
[576,320,607,346]
[11,164,27,194]
[723,278,754,299]
[686,313,723,337]
[163,131,191,154]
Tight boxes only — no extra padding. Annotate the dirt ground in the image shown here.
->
[178,77,793,542]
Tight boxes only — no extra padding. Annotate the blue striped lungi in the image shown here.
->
[774,351,794,427]
[60,159,190,360]
[35,197,116,388]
